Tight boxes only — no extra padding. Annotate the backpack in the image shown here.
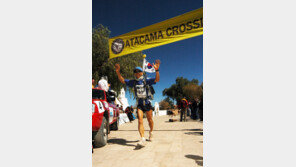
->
[146,84,155,100]
[133,77,155,100]
[181,99,188,108]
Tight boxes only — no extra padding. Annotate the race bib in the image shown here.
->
[136,85,147,98]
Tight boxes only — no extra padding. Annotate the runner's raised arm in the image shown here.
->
[115,64,125,84]
[153,59,160,83]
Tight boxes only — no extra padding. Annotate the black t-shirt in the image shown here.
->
[199,100,203,110]
[192,101,198,109]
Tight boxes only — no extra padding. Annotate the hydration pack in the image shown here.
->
[133,78,155,100]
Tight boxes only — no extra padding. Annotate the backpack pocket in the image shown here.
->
[135,85,147,98]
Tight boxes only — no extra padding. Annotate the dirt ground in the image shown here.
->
[92,115,203,167]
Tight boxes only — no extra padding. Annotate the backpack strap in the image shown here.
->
[133,79,138,99]
[143,75,150,99]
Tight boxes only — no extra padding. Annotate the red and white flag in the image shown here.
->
[143,58,155,73]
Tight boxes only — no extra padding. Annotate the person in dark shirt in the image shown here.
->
[191,98,199,120]
[125,107,133,122]
[198,97,203,121]
[179,98,188,122]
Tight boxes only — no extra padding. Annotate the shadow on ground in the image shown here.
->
[108,138,147,150]
[118,129,203,132]
[165,119,200,123]
[183,128,203,136]
[133,144,145,150]
[107,138,138,147]
[184,132,203,136]
[185,154,203,166]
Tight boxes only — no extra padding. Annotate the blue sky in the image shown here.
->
[93,0,203,105]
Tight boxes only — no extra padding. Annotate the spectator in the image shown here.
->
[187,101,192,117]
[125,107,134,122]
[198,97,203,121]
[177,100,181,114]
[191,98,198,120]
[178,98,188,122]
[130,106,134,113]
[116,104,121,113]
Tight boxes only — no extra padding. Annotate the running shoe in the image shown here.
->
[137,137,146,147]
[149,131,153,141]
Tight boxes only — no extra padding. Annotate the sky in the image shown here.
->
[93,0,203,105]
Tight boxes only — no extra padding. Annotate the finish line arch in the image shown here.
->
[109,7,203,59]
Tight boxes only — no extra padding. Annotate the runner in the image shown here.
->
[115,60,160,147]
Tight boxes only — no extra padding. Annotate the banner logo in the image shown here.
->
[111,39,124,54]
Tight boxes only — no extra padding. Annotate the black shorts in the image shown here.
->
[137,103,152,112]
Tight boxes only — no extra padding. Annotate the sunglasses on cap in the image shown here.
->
[134,70,142,73]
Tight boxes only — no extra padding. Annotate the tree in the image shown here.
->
[159,100,170,110]
[159,97,175,110]
[162,77,203,101]
[162,84,178,101]
[164,97,174,108]
[183,84,203,101]
[92,24,143,94]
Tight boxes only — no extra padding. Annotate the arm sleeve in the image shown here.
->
[146,78,156,85]
[124,79,134,88]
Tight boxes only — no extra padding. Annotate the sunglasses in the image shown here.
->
[134,70,142,73]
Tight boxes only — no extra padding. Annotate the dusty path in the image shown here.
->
[92,115,203,167]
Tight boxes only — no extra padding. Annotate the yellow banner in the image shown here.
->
[109,7,203,59]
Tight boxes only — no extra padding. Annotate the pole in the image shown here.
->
[142,54,147,77]
[142,54,147,106]
[142,54,146,73]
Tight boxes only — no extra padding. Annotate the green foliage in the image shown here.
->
[92,24,143,94]
[164,97,174,108]
[159,97,174,110]
[183,83,203,101]
[163,77,203,101]
[159,100,170,110]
